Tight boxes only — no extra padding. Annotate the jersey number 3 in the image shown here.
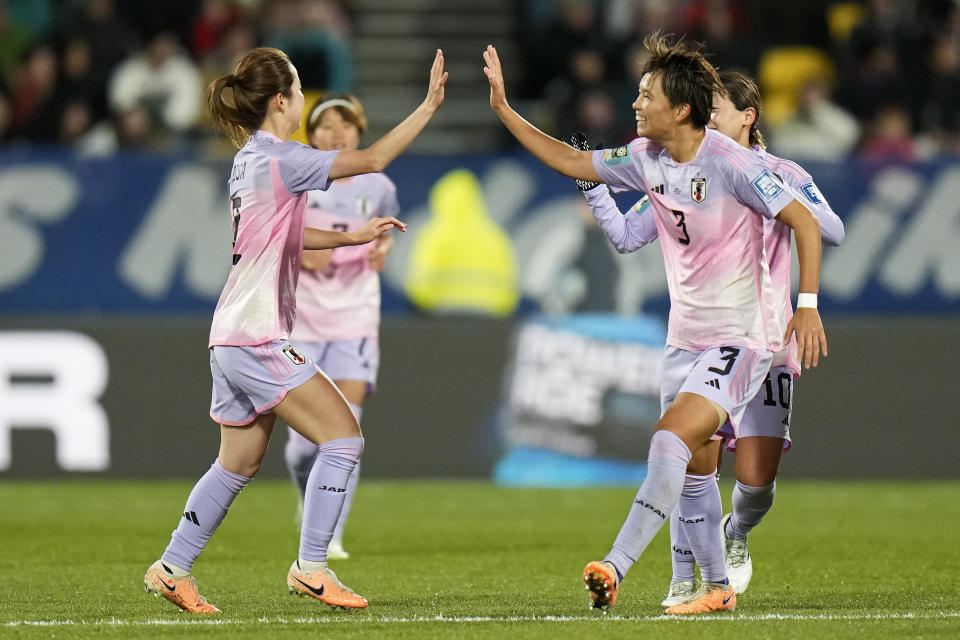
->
[671,209,691,245]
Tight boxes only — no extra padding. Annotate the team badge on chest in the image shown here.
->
[691,176,707,203]
[355,195,373,217]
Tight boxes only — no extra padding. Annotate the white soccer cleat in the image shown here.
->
[660,579,696,606]
[721,513,752,594]
[327,539,350,561]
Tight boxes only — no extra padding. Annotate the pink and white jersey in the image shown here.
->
[592,128,797,353]
[755,147,844,375]
[209,130,338,347]
[290,173,399,342]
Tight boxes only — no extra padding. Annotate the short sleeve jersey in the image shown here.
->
[592,128,796,353]
[290,173,399,342]
[755,146,842,375]
[209,130,338,347]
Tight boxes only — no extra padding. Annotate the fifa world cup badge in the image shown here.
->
[691,177,707,203]
[603,146,631,165]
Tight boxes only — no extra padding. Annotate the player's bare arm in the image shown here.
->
[304,217,406,250]
[483,45,601,182]
[330,50,448,179]
[776,198,827,369]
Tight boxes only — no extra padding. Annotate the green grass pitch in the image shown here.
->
[1,479,958,639]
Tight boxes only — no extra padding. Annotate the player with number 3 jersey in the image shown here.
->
[484,32,827,614]
[576,70,845,605]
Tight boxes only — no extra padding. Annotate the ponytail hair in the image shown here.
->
[719,70,765,149]
[207,47,295,148]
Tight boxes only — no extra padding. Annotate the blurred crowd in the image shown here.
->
[521,0,960,161]
[0,0,353,154]
[2,0,959,161]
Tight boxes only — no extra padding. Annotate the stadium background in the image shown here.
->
[0,0,957,482]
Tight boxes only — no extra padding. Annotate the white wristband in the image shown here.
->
[796,293,818,309]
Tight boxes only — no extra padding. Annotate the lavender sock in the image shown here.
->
[727,479,776,540]
[670,511,696,583]
[604,431,691,578]
[162,460,250,571]
[678,471,726,583]
[332,403,362,543]
[299,436,364,562]
[284,428,319,498]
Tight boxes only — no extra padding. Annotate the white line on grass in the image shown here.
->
[4,612,960,627]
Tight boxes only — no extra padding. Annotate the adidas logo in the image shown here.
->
[705,378,720,389]
[652,184,664,194]
[183,511,199,525]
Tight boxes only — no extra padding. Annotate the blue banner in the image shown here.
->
[493,313,665,487]
[1,147,958,315]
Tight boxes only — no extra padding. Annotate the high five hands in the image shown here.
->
[424,49,449,112]
[483,45,508,112]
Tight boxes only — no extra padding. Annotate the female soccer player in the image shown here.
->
[283,93,399,560]
[484,33,827,615]
[143,46,446,613]
[570,70,845,606]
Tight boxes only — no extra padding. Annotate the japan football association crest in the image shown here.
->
[691,177,707,203]
[282,344,306,365]
[355,195,373,217]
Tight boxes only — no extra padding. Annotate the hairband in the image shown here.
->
[307,98,357,128]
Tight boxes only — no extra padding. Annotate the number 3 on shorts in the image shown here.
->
[707,346,741,376]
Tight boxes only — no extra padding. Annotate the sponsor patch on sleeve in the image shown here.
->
[603,146,631,166]
[800,182,824,205]
[751,170,784,202]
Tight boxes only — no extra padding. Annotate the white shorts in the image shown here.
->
[209,340,318,426]
[719,365,793,452]
[296,336,379,394]
[660,345,773,435]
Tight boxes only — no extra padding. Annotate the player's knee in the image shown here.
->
[221,456,263,478]
[737,465,777,487]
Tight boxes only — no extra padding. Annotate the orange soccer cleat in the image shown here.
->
[583,560,620,612]
[286,560,368,609]
[664,581,736,614]
[144,560,220,614]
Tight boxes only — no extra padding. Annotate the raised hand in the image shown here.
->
[483,44,507,111]
[354,217,406,245]
[785,307,828,369]
[424,49,448,112]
